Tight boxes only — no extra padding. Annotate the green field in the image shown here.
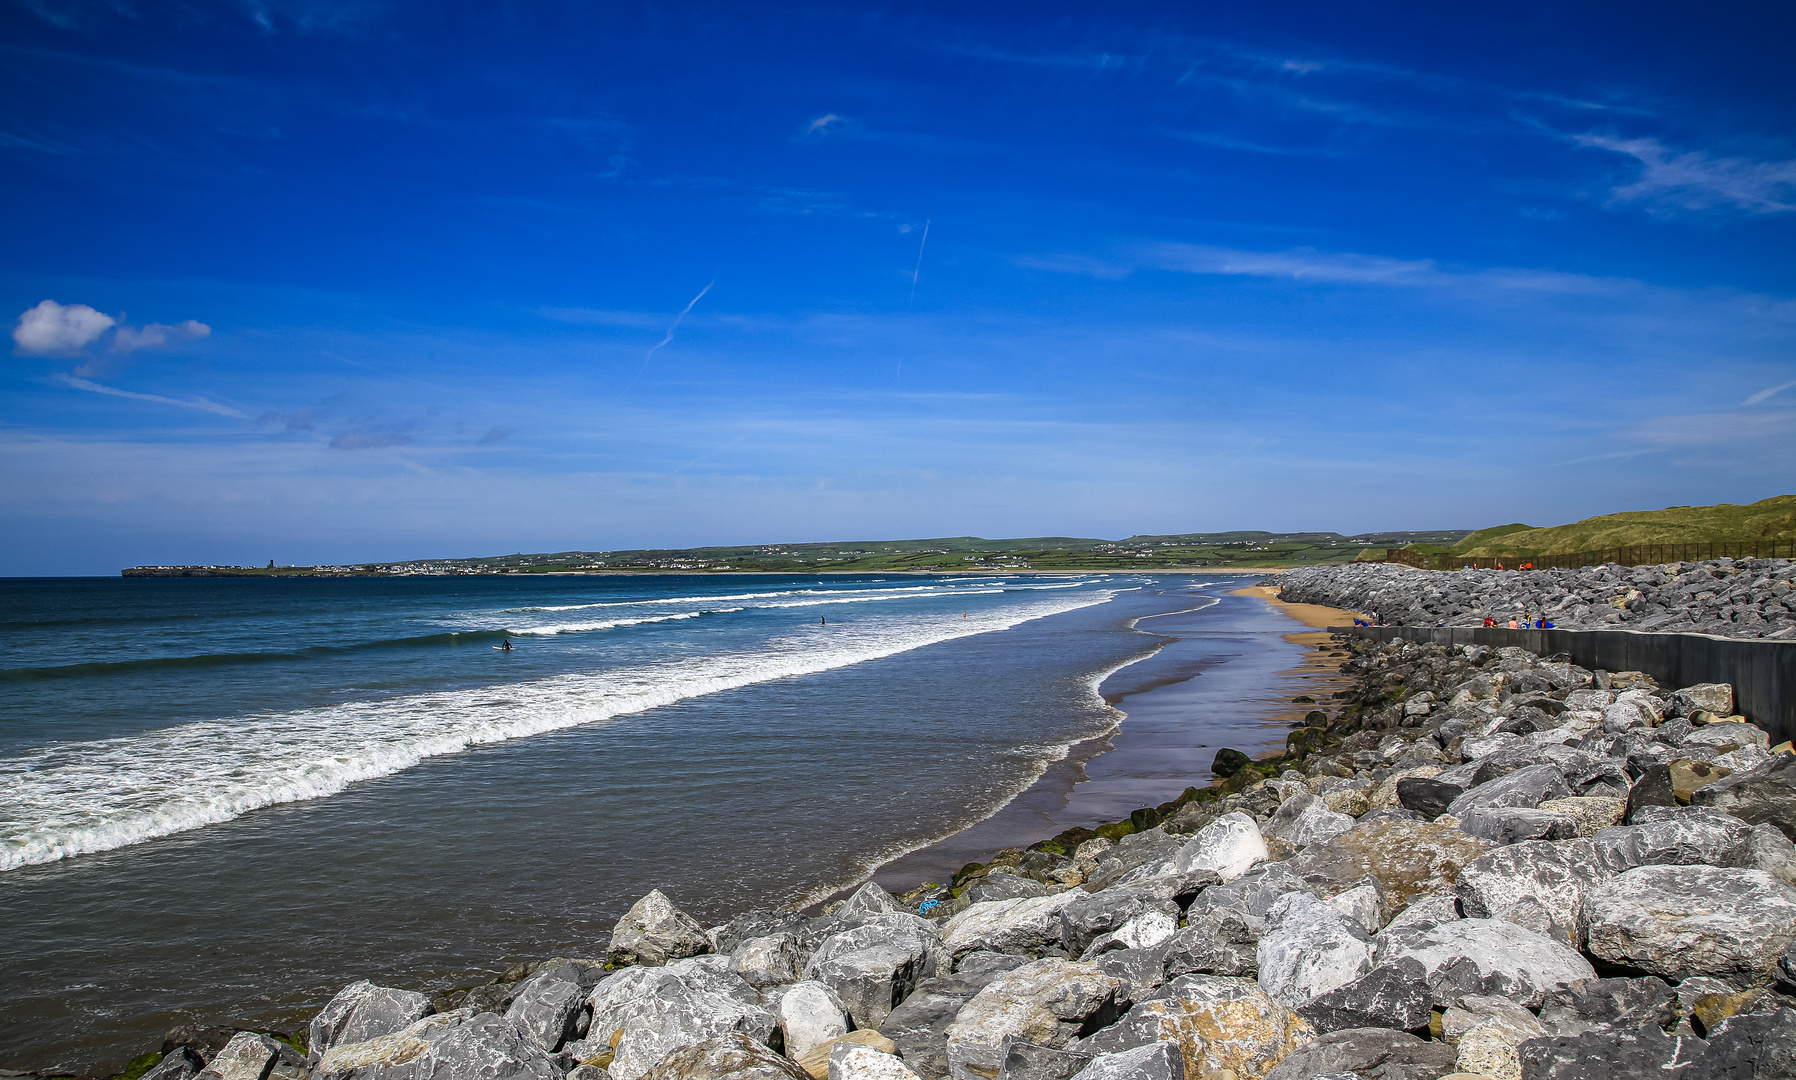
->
[125,528,1475,576]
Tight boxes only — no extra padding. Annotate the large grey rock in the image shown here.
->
[994,1037,1092,1080]
[639,1032,809,1080]
[1171,814,1267,883]
[1682,720,1770,750]
[312,981,436,1058]
[731,932,804,988]
[1692,754,1796,841]
[808,944,933,1031]
[607,890,712,967]
[837,882,904,919]
[876,972,998,1080]
[1087,829,1185,888]
[1058,890,1177,957]
[944,961,1127,1080]
[1256,891,1373,1007]
[1260,1027,1455,1080]
[1080,910,1177,959]
[777,981,851,1062]
[1183,861,1306,920]
[1286,819,1494,914]
[1444,764,1572,818]
[1160,909,1261,980]
[1699,1008,1796,1078]
[1067,975,1312,1080]
[968,872,1056,904]
[1373,917,1596,1008]
[315,1012,562,1080]
[1516,1023,1710,1079]
[142,1048,206,1080]
[1065,1042,1182,1080]
[504,969,588,1052]
[1088,947,1169,997]
[200,1032,308,1080]
[1669,683,1734,719]
[714,910,811,956]
[1091,858,1218,907]
[1395,778,1463,820]
[1591,804,1756,872]
[576,957,777,1080]
[1454,839,1611,946]
[941,893,1080,957]
[1292,958,1433,1035]
[1262,794,1354,848]
[830,1042,922,1080]
[1456,806,1580,845]
[1534,976,1677,1034]
[1584,864,1796,985]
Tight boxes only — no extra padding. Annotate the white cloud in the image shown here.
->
[1144,243,1434,285]
[13,300,116,355]
[1745,378,1796,406]
[52,374,249,418]
[1577,135,1796,215]
[806,113,844,135]
[112,319,212,354]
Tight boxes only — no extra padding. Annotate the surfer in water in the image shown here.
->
[499,639,513,651]
[819,616,826,625]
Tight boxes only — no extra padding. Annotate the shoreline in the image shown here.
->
[870,580,1358,893]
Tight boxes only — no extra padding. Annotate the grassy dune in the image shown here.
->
[1452,495,1796,558]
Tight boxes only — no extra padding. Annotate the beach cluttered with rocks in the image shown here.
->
[31,562,1796,1080]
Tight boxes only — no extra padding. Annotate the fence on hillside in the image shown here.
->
[1377,539,1796,573]
[1330,623,1796,745]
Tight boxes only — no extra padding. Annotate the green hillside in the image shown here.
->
[1454,496,1796,558]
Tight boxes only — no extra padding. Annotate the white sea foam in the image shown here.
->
[0,587,1118,871]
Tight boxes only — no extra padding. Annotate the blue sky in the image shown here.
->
[3,1,1794,574]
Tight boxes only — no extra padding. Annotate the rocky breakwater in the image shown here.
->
[1274,558,1796,639]
[61,637,1796,1080]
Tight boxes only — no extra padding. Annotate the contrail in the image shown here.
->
[908,220,930,306]
[646,280,713,363]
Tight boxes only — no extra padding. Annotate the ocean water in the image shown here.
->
[0,571,1295,1072]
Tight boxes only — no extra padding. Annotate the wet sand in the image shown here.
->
[874,577,1359,889]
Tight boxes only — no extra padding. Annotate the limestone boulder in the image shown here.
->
[1372,918,1596,1009]
[577,957,778,1080]
[1058,890,1178,958]
[942,893,1081,957]
[1444,764,1572,818]
[1262,794,1354,848]
[607,889,712,967]
[991,1037,1091,1080]
[1260,1027,1456,1080]
[1287,820,1494,913]
[200,1033,308,1080]
[943,960,1128,1080]
[1160,909,1262,980]
[796,1032,900,1080]
[1184,861,1306,920]
[1396,778,1463,820]
[1534,796,1626,837]
[1064,1042,1182,1080]
[1255,892,1373,1007]
[777,981,851,1062]
[141,1048,206,1080]
[1322,883,1387,936]
[830,1042,921,1080]
[732,932,805,988]
[1081,911,1178,959]
[837,882,905,919]
[874,955,1026,1079]
[1087,830,1186,887]
[1455,806,1579,845]
[1590,804,1755,873]
[808,945,932,1031]
[1454,839,1610,946]
[968,872,1056,905]
[1516,1023,1709,1079]
[1682,719,1770,751]
[1291,958,1433,1035]
[317,1013,562,1080]
[1171,814,1267,883]
[1534,976,1678,1035]
[312,981,435,1058]
[1669,683,1734,719]
[639,1032,809,1080]
[1691,753,1796,841]
[1067,975,1313,1080]
[504,969,589,1053]
[1584,864,1796,985]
